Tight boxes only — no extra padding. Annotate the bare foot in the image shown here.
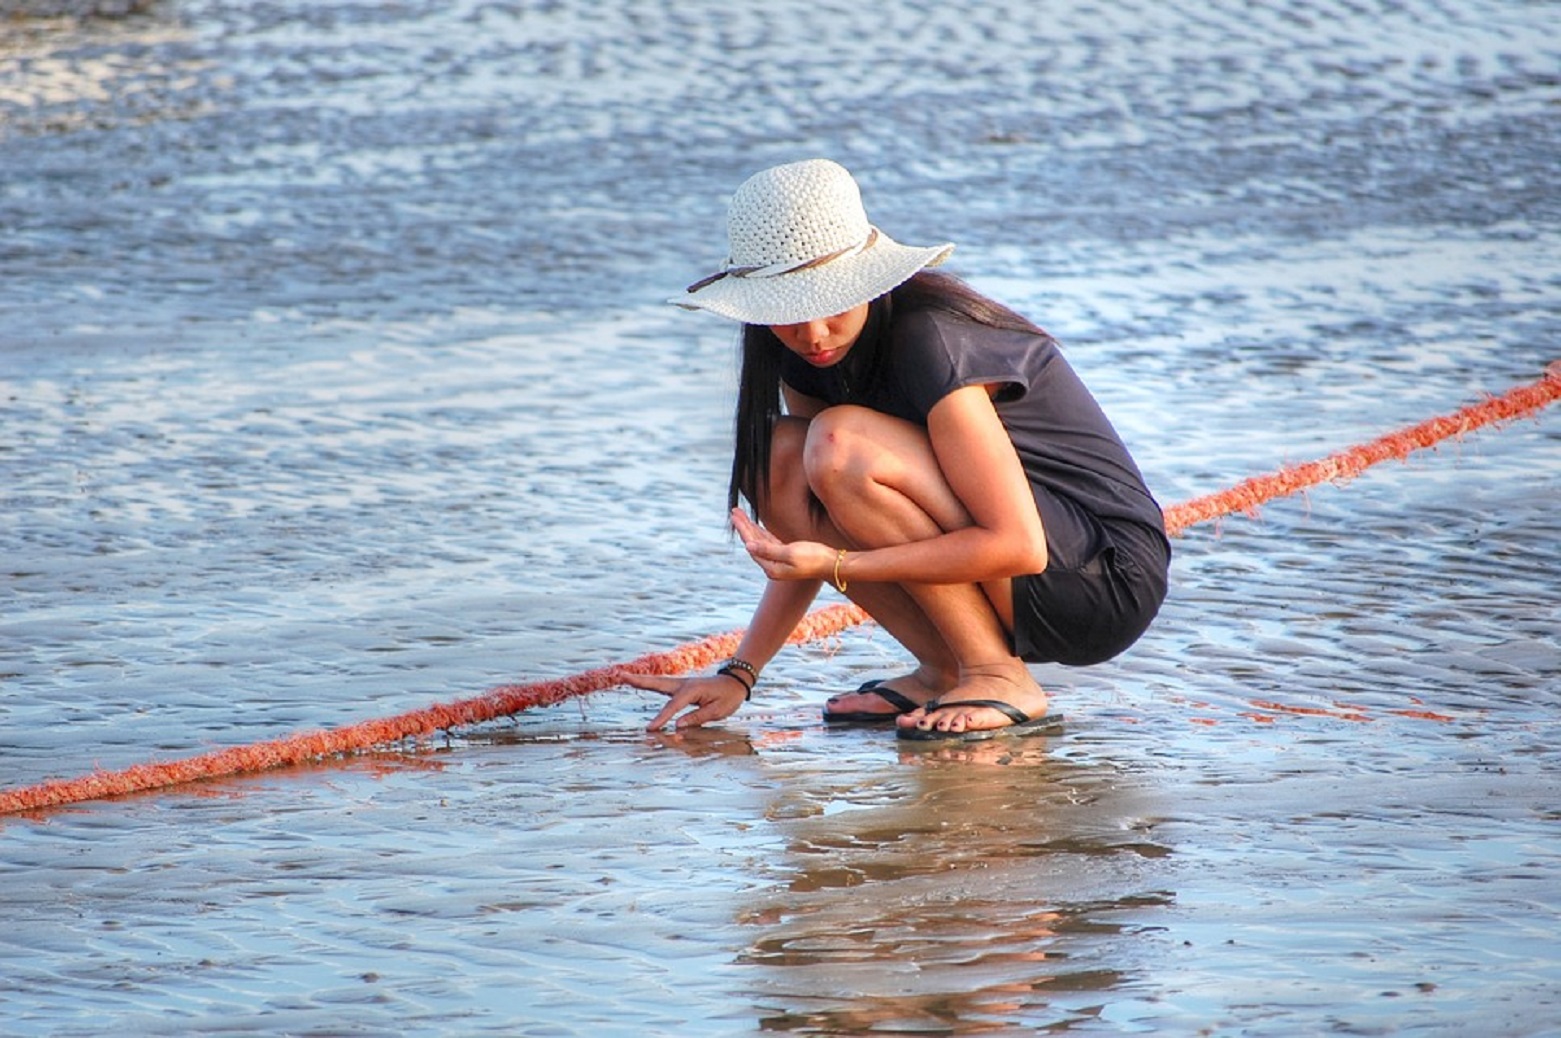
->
[895,664,1049,736]
[823,666,951,719]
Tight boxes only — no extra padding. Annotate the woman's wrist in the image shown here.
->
[716,657,758,701]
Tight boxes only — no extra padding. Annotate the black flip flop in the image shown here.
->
[822,680,923,724]
[895,697,1063,742]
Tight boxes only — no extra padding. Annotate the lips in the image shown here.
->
[802,347,843,366]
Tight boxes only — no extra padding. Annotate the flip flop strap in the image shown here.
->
[868,686,921,714]
[921,698,1030,725]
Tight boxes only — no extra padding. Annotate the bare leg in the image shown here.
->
[770,407,1049,733]
[760,417,954,710]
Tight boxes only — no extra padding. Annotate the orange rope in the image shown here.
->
[1163,362,1561,536]
[1,365,1556,816]
[0,604,866,815]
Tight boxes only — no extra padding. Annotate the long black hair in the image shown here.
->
[727,269,1048,516]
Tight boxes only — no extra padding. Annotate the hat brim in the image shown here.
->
[671,233,954,326]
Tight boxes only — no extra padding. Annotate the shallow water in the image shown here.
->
[2,0,1559,1034]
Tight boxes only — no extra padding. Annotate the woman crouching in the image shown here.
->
[626,159,1169,741]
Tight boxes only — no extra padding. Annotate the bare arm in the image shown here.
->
[628,576,823,730]
[728,576,825,675]
[629,384,826,729]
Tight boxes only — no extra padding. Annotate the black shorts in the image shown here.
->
[1009,490,1170,667]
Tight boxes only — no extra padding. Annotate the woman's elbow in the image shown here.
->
[1000,527,1048,577]
[1016,538,1049,576]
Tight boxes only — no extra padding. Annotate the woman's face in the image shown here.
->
[768,303,870,368]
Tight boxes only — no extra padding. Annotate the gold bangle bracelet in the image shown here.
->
[832,548,849,594]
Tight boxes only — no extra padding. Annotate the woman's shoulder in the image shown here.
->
[889,305,980,353]
[891,303,961,336]
[891,304,1053,361]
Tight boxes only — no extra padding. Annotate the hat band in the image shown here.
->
[686,228,879,295]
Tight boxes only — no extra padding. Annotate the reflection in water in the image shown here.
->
[2,0,1556,1031]
[735,732,1173,1033]
[644,726,763,759]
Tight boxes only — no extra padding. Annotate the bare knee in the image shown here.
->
[803,406,885,505]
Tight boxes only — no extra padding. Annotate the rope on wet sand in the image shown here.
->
[2,363,1556,816]
[1161,361,1561,536]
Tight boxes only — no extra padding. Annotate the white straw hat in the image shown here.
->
[674,159,954,326]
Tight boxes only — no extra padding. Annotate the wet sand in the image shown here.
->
[2,0,1559,1034]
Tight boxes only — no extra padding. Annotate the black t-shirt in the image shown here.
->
[780,308,1166,570]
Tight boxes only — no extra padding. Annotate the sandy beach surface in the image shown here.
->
[2,0,1558,1033]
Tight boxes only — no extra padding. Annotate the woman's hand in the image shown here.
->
[730,508,839,583]
[624,672,750,731]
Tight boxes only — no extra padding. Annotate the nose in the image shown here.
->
[800,319,830,348]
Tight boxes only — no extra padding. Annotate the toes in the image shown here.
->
[903,704,966,732]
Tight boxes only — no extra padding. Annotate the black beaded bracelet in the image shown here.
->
[717,658,758,701]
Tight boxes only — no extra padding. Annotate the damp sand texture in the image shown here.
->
[2,0,1559,1035]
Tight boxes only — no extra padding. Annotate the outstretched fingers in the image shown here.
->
[619,672,678,697]
[730,508,836,582]
[731,508,782,558]
[623,672,747,731]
